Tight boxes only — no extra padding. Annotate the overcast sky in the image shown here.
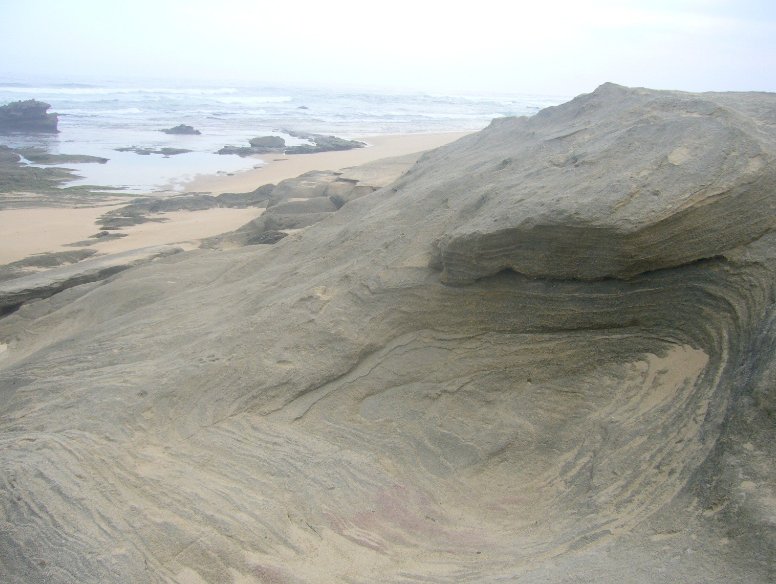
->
[0,0,774,95]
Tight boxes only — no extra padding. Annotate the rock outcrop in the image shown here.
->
[217,136,286,157]
[0,245,182,315]
[283,129,366,154]
[1,85,774,583]
[206,153,418,248]
[0,99,59,133]
[97,187,274,230]
[423,83,776,283]
[249,135,285,149]
[218,132,364,156]
[160,124,201,135]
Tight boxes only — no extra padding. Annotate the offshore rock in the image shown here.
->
[283,129,366,154]
[249,135,285,149]
[0,99,59,133]
[160,124,201,135]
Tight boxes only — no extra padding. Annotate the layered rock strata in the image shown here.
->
[0,84,774,583]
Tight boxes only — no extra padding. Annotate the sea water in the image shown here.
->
[0,80,567,193]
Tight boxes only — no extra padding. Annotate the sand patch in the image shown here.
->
[90,207,265,255]
[0,205,122,264]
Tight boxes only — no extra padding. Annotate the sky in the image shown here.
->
[0,0,774,95]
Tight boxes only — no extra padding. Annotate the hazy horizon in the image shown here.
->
[1,0,775,96]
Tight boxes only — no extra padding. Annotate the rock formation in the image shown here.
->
[0,99,59,133]
[95,187,274,230]
[218,132,365,156]
[217,136,285,157]
[249,135,286,149]
[207,153,419,248]
[283,129,366,154]
[160,124,201,135]
[0,84,774,583]
[0,245,182,315]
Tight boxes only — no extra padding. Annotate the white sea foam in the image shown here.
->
[215,96,293,105]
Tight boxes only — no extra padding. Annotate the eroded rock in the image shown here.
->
[419,83,776,282]
[160,124,201,135]
[1,85,774,584]
[0,99,58,133]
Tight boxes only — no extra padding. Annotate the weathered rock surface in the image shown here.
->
[0,245,182,314]
[1,85,775,583]
[0,99,59,133]
[160,124,201,135]
[423,83,776,283]
[206,155,417,249]
[97,187,274,230]
[0,249,98,283]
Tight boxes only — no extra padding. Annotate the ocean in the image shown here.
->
[0,81,567,193]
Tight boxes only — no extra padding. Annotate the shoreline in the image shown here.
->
[1,131,469,266]
[183,132,471,194]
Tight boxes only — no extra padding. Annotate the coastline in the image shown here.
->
[183,132,471,194]
[1,131,469,266]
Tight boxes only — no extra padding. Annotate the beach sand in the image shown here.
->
[184,132,470,194]
[1,132,468,265]
[0,132,466,264]
[0,205,123,264]
[90,207,266,255]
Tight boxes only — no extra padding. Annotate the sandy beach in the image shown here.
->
[185,132,470,194]
[0,205,124,264]
[1,132,468,265]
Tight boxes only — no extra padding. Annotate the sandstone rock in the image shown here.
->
[214,184,274,208]
[0,99,58,133]
[1,85,774,583]
[419,83,776,283]
[0,245,182,314]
